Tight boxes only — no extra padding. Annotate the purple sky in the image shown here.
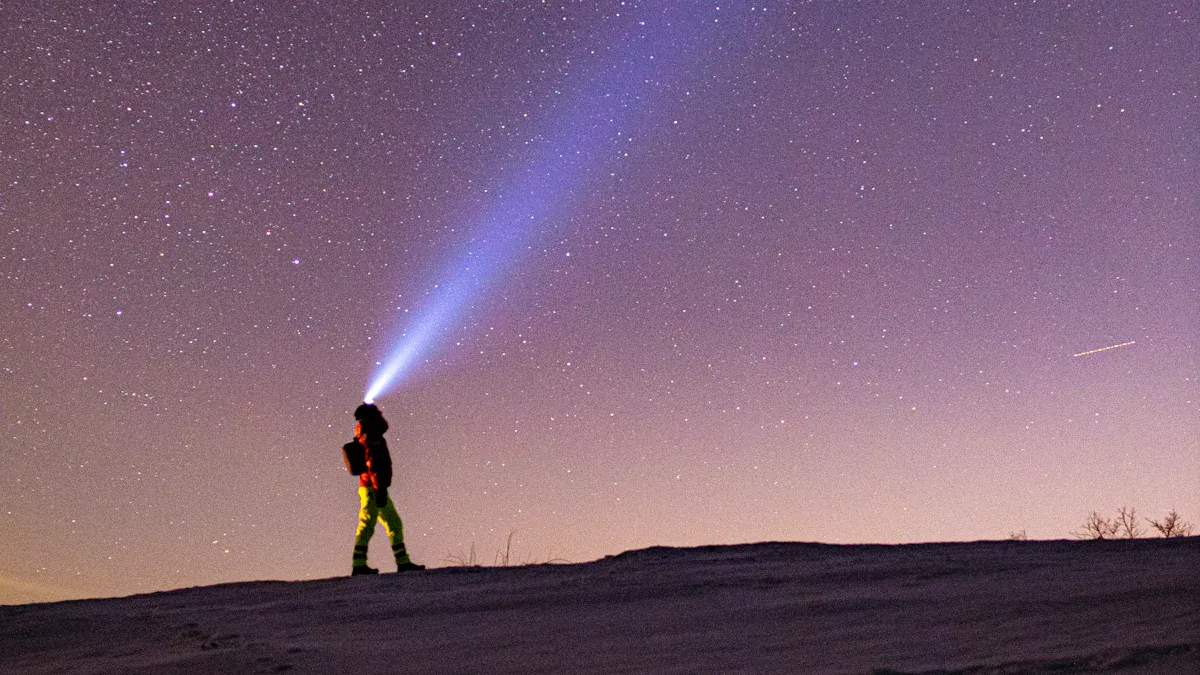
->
[3,1,1196,604]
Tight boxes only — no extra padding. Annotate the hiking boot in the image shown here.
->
[394,561,425,572]
[351,565,379,576]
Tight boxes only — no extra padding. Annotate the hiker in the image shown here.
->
[343,402,424,575]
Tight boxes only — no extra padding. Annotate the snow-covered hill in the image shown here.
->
[2,538,1197,674]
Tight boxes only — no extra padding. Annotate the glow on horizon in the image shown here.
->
[365,16,697,404]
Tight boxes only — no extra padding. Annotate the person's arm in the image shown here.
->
[373,440,393,489]
[363,439,392,506]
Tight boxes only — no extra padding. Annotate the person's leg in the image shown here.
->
[377,496,411,564]
[352,486,379,573]
[377,496,422,569]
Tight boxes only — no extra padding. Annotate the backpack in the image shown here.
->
[342,441,367,475]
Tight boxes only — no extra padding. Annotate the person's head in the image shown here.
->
[354,402,389,438]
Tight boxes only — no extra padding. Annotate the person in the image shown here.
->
[345,402,424,575]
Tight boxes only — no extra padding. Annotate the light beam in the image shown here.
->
[365,14,698,403]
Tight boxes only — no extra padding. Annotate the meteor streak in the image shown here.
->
[1073,340,1136,357]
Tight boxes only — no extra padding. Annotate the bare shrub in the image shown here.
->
[1075,511,1120,539]
[1007,530,1027,541]
[1115,506,1143,539]
[1146,509,1195,538]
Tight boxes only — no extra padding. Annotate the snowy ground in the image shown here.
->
[1,537,1197,674]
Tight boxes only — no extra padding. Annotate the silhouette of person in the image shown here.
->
[345,402,424,575]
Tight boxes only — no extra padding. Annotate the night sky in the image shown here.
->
[3,1,1196,604]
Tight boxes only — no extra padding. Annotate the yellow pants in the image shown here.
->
[352,486,411,567]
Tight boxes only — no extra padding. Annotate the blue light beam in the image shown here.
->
[366,15,697,403]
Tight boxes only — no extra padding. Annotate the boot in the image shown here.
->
[392,542,424,572]
[351,565,379,576]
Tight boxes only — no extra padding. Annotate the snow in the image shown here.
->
[2,538,1197,674]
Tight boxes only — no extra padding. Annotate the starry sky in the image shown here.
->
[2,1,1196,604]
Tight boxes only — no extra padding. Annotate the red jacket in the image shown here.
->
[358,436,393,492]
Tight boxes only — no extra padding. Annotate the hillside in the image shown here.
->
[2,538,1197,674]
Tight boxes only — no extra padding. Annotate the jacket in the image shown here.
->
[358,436,393,492]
